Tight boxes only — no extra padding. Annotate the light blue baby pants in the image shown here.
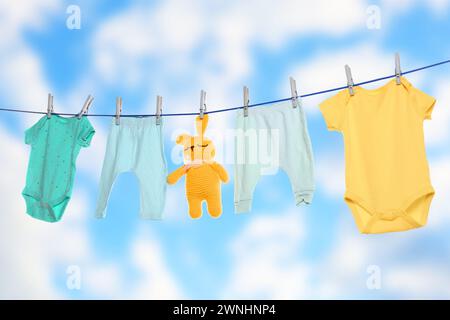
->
[95,117,167,219]
[234,100,315,213]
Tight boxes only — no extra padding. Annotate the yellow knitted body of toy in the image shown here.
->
[167,115,229,218]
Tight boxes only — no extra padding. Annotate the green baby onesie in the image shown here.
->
[22,115,95,222]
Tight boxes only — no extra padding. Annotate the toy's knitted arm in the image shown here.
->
[167,166,187,185]
[211,163,229,183]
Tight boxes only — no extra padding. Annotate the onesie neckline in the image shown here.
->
[52,114,82,124]
[354,77,398,96]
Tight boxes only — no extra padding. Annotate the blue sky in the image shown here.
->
[1,0,450,299]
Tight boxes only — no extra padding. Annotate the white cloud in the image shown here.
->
[83,264,123,298]
[427,0,450,13]
[315,151,345,199]
[0,0,61,39]
[92,1,205,87]
[427,156,450,228]
[128,229,183,299]
[386,264,450,298]
[92,0,367,91]
[381,0,450,17]
[0,48,52,131]
[227,215,450,299]
[424,79,450,147]
[309,219,450,299]
[0,1,63,131]
[224,208,311,299]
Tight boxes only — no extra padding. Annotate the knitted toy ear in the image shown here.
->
[176,134,190,145]
[195,114,208,137]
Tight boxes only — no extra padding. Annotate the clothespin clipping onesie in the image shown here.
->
[395,52,402,85]
[47,93,54,118]
[166,113,229,219]
[345,65,355,96]
[78,95,94,119]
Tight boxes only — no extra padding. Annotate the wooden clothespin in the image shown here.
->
[156,95,162,125]
[199,90,206,119]
[345,65,355,96]
[243,86,249,117]
[47,93,54,118]
[115,96,122,125]
[290,77,301,108]
[78,95,94,119]
[395,52,402,85]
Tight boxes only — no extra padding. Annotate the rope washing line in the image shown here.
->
[1,59,449,118]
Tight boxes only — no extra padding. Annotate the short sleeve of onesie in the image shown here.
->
[409,84,436,120]
[24,117,47,145]
[319,90,349,132]
[77,118,95,147]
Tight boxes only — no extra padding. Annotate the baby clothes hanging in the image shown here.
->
[319,77,436,234]
[22,115,95,222]
[95,117,167,219]
[234,100,315,213]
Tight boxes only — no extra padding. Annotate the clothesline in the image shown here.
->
[1,58,449,118]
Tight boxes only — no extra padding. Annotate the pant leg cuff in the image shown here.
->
[140,212,164,220]
[95,208,106,219]
[295,190,314,206]
[235,199,252,213]
[95,203,106,219]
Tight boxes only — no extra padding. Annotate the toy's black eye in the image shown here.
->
[185,144,208,151]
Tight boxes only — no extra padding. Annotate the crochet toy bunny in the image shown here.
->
[167,114,229,218]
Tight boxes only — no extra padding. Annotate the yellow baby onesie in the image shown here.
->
[319,77,436,234]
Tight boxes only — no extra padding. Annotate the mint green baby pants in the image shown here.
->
[95,117,167,219]
[234,100,315,213]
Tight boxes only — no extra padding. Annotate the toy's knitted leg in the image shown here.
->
[188,195,203,219]
[206,194,222,218]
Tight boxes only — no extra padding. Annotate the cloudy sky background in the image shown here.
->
[1,0,450,299]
